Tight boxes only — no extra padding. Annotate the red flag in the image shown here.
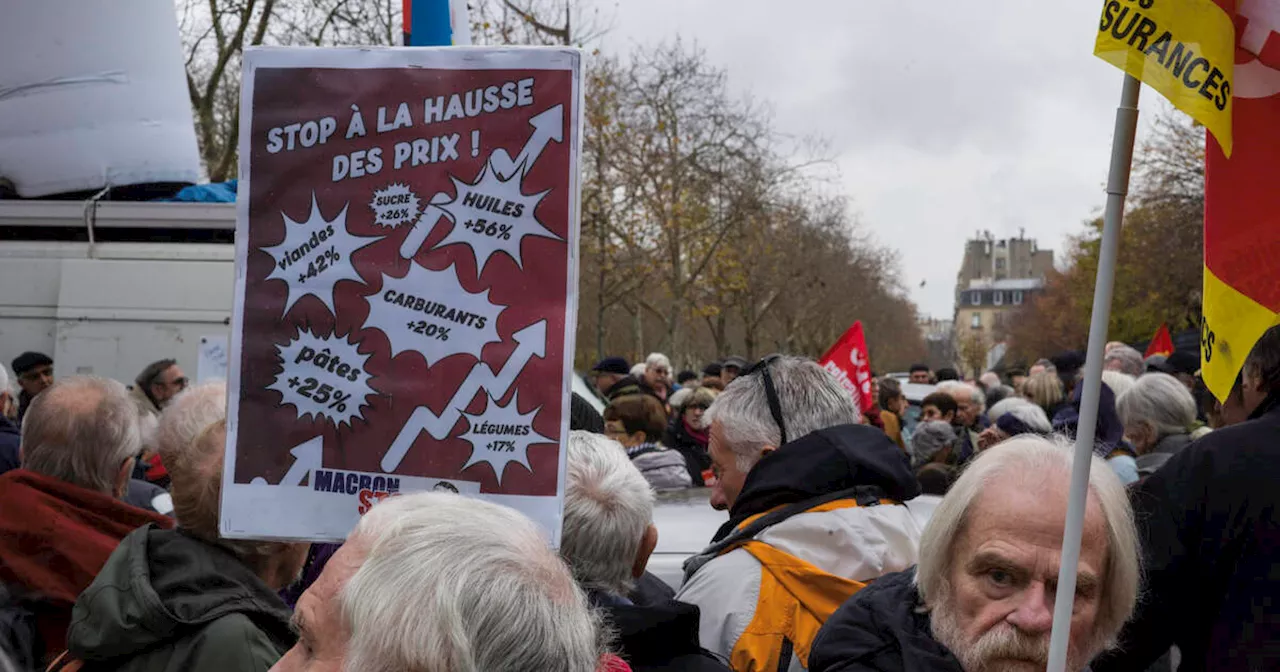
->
[819,321,875,414]
[1202,0,1280,401]
[1145,323,1175,358]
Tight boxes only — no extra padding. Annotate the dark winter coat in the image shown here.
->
[809,568,963,672]
[593,593,728,672]
[67,525,296,672]
[662,416,711,486]
[1134,432,1192,479]
[1091,396,1280,672]
[0,415,19,476]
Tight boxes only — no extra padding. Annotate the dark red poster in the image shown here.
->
[220,47,581,542]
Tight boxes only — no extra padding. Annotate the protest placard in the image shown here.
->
[220,47,581,543]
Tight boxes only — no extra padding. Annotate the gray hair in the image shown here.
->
[645,352,671,371]
[911,420,957,467]
[561,431,654,597]
[156,381,227,466]
[937,380,985,413]
[704,355,860,471]
[1116,373,1197,439]
[630,363,647,378]
[1002,402,1052,434]
[1104,346,1146,377]
[1101,371,1137,400]
[21,376,140,494]
[916,436,1140,649]
[987,397,1032,423]
[156,383,290,565]
[979,372,1001,390]
[342,493,599,672]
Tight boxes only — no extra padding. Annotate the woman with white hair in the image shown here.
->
[642,352,674,402]
[1116,372,1201,478]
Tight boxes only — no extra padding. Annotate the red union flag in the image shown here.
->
[819,321,875,414]
[1203,0,1280,401]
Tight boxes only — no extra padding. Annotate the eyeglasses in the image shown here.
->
[741,354,788,446]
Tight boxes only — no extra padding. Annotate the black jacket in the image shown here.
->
[711,423,920,544]
[1092,396,1280,672]
[809,568,962,672]
[662,416,711,486]
[598,595,728,672]
[0,415,19,476]
[67,525,296,671]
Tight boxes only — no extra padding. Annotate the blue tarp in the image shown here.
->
[156,179,237,203]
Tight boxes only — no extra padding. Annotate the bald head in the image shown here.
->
[21,376,140,495]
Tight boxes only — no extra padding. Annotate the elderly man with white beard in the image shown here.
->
[809,436,1140,672]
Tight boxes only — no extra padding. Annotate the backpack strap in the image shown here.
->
[682,485,889,582]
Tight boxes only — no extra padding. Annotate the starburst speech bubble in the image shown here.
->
[370,183,421,229]
[362,263,505,366]
[434,162,560,274]
[260,193,381,317]
[458,391,553,485]
[266,328,377,428]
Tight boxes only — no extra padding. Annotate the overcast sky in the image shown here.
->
[589,0,1161,320]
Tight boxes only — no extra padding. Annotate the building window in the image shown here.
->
[970,291,981,306]
[1013,290,1024,305]
[993,291,1004,306]
[971,312,981,329]
[996,258,1006,271]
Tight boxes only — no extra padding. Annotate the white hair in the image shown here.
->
[156,380,227,465]
[21,376,140,494]
[916,436,1140,649]
[987,397,1031,423]
[342,493,600,672]
[645,352,671,370]
[630,363,647,378]
[0,362,10,395]
[1101,370,1137,401]
[979,372,1001,390]
[1005,403,1052,434]
[1116,373,1197,440]
[704,355,860,471]
[937,380,985,413]
[562,431,654,597]
[1104,345,1146,377]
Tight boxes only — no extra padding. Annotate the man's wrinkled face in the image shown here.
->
[18,364,54,397]
[708,421,749,511]
[930,474,1111,672]
[644,363,669,389]
[593,372,621,395]
[953,392,979,428]
[272,537,369,672]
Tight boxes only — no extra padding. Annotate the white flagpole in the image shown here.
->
[1045,72,1141,672]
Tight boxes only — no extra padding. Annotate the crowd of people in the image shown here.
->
[0,327,1276,671]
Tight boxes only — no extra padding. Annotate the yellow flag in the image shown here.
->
[1094,0,1236,156]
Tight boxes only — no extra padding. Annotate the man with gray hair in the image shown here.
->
[0,376,172,659]
[66,381,308,671]
[937,380,985,463]
[561,431,727,671]
[1104,344,1146,377]
[676,355,921,671]
[271,492,602,672]
[811,436,1141,672]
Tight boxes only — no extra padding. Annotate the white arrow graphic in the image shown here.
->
[398,105,565,260]
[398,194,453,260]
[493,105,564,180]
[250,435,324,487]
[380,320,548,472]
